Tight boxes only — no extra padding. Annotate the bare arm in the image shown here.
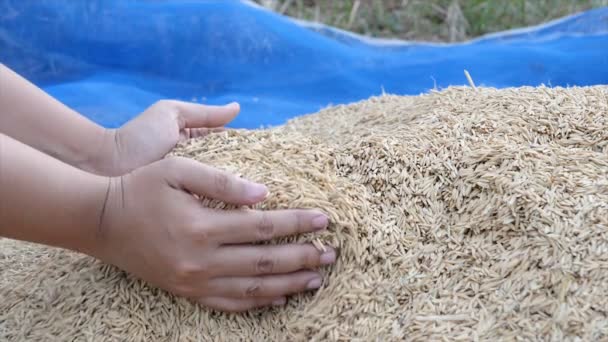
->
[0,66,335,313]
[0,64,243,176]
[0,64,116,176]
[0,133,106,254]
[0,132,335,313]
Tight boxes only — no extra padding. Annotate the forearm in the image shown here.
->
[0,64,117,175]
[0,133,107,254]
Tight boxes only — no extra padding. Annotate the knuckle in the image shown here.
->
[174,260,209,282]
[243,278,264,298]
[256,212,275,240]
[173,267,193,284]
[255,254,275,274]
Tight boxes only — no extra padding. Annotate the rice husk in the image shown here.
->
[2,85,608,341]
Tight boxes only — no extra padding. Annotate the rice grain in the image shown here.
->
[2,85,608,341]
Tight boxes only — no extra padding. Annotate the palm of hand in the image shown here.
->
[110,100,239,175]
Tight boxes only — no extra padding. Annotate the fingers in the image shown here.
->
[170,101,240,129]
[198,296,286,313]
[206,271,323,299]
[210,209,329,244]
[181,127,226,140]
[165,157,268,205]
[179,127,226,142]
[210,244,337,277]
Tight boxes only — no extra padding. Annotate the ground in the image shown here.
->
[254,0,608,42]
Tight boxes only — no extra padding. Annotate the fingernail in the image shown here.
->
[306,277,322,290]
[320,249,336,265]
[272,297,286,306]
[227,102,239,109]
[247,183,268,200]
[312,215,328,230]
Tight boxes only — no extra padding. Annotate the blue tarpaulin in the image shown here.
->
[1,0,607,129]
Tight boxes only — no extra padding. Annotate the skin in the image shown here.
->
[0,64,336,312]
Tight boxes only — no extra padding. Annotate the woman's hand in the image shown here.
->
[102,100,240,176]
[0,65,335,312]
[93,157,336,312]
[0,64,239,177]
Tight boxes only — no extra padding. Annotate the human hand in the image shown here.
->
[101,100,239,176]
[0,65,237,177]
[92,157,336,312]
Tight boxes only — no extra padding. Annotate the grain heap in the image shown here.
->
[2,85,608,341]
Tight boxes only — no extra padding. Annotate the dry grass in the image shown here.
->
[2,84,608,340]
[255,0,608,42]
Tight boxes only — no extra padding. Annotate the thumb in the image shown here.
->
[165,157,268,205]
[174,101,240,129]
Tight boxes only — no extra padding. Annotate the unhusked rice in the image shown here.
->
[2,85,608,341]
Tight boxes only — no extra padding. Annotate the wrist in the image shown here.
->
[79,127,125,177]
[0,133,116,257]
[68,173,122,258]
[80,174,125,263]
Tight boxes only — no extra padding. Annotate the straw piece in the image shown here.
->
[313,238,327,253]
[464,70,477,89]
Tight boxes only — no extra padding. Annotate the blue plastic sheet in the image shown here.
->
[1,0,607,129]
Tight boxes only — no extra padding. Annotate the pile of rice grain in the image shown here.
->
[2,85,608,341]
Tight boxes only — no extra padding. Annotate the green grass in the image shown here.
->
[255,0,608,42]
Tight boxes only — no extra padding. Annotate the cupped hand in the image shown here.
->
[93,157,336,312]
[104,100,239,176]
